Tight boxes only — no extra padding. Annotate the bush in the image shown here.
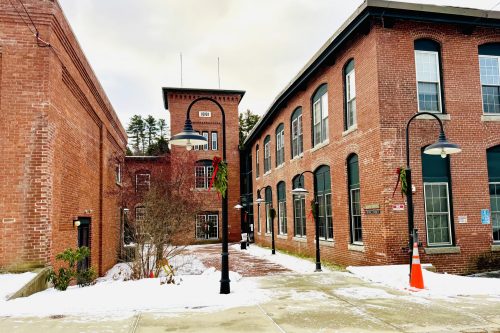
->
[476,252,500,271]
[47,247,97,290]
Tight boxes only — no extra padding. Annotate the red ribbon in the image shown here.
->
[209,156,222,198]
[392,167,401,198]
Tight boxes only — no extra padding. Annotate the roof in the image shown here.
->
[243,0,500,147]
[162,87,246,110]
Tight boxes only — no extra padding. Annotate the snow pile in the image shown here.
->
[99,263,133,281]
[0,266,267,318]
[232,243,331,274]
[0,272,37,300]
[169,255,206,275]
[348,265,500,297]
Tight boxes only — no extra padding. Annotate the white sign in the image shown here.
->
[458,216,467,224]
[199,111,211,118]
[392,204,405,211]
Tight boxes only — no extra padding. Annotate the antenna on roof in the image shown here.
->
[180,52,183,87]
[218,57,221,89]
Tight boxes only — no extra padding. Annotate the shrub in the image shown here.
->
[476,252,500,271]
[47,247,97,290]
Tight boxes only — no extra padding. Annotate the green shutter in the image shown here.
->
[265,186,272,204]
[348,154,360,189]
[487,146,500,182]
[314,165,331,193]
[421,152,450,182]
[277,182,286,200]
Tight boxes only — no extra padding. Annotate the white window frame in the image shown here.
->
[135,173,151,193]
[115,164,122,184]
[313,92,328,147]
[278,200,287,235]
[135,207,146,221]
[256,147,260,178]
[202,131,209,151]
[291,115,303,158]
[293,195,306,237]
[276,129,285,167]
[264,140,271,173]
[195,165,213,189]
[211,132,218,150]
[479,55,500,115]
[490,182,500,242]
[349,188,362,245]
[415,50,442,113]
[196,214,219,240]
[265,203,271,233]
[346,69,356,128]
[194,131,200,151]
[424,182,452,246]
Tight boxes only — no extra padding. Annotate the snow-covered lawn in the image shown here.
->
[0,256,269,318]
[348,265,500,298]
[0,272,37,300]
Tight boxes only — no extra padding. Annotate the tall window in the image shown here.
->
[314,165,333,240]
[422,151,453,246]
[202,131,209,150]
[264,135,271,173]
[115,164,122,184]
[195,160,214,189]
[344,60,356,129]
[347,154,362,244]
[211,132,218,150]
[479,43,500,114]
[196,213,219,240]
[256,145,260,178]
[277,181,287,235]
[415,39,443,113]
[265,187,273,233]
[312,84,328,147]
[291,107,303,158]
[135,173,151,193]
[487,145,500,242]
[194,131,200,150]
[135,206,145,221]
[293,175,306,237]
[276,124,285,167]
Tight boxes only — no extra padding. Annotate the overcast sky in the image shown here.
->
[58,0,498,130]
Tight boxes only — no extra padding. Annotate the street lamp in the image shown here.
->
[170,96,231,295]
[255,189,265,238]
[405,111,461,277]
[291,171,322,272]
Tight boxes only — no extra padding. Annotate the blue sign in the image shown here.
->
[481,209,490,225]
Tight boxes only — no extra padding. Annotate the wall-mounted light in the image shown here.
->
[123,208,129,213]
[73,219,81,228]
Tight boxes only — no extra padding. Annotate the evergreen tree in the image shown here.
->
[239,109,260,148]
[127,115,146,154]
[145,115,158,147]
[157,119,167,138]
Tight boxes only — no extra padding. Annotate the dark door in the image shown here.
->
[77,217,91,272]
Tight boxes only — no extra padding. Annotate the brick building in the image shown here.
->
[242,0,500,273]
[163,88,244,243]
[0,0,127,274]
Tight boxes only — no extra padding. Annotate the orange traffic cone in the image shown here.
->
[410,242,424,289]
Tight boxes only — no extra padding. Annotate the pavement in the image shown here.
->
[1,244,500,333]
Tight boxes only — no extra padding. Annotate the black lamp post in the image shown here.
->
[255,189,265,239]
[291,171,321,272]
[169,96,231,294]
[405,111,461,277]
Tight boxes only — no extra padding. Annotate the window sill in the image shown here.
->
[263,171,272,177]
[116,182,123,187]
[277,234,287,239]
[291,153,304,162]
[314,239,335,247]
[424,246,460,255]
[265,233,271,237]
[492,244,500,252]
[348,244,365,253]
[342,125,358,137]
[416,113,450,121]
[275,164,285,171]
[310,140,330,153]
[481,114,500,122]
[293,236,307,243]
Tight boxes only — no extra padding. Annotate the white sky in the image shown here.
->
[58,0,498,129]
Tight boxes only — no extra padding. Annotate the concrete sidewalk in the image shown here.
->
[2,272,499,332]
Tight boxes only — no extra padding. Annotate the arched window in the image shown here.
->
[277,181,287,235]
[264,135,271,173]
[422,150,454,246]
[312,84,329,147]
[314,165,333,240]
[347,154,362,244]
[291,107,303,158]
[276,124,285,167]
[255,144,260,178]
[195,160,213,189]
[487,145,500,241]
[265,186,273,233]
[479,43,500,114]
[414,39,443,113]
[292,174,306,237]
[344,59,356,130]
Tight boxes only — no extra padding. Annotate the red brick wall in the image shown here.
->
[0,0,127,275]
[250,18,500,273]
[167,90,242,242]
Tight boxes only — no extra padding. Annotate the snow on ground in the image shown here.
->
[232,243,332,274]
[348,265,500,298]
[0,272,37,300]
[0,259,264,318]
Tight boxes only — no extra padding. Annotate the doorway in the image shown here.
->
[77,217,91,272]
